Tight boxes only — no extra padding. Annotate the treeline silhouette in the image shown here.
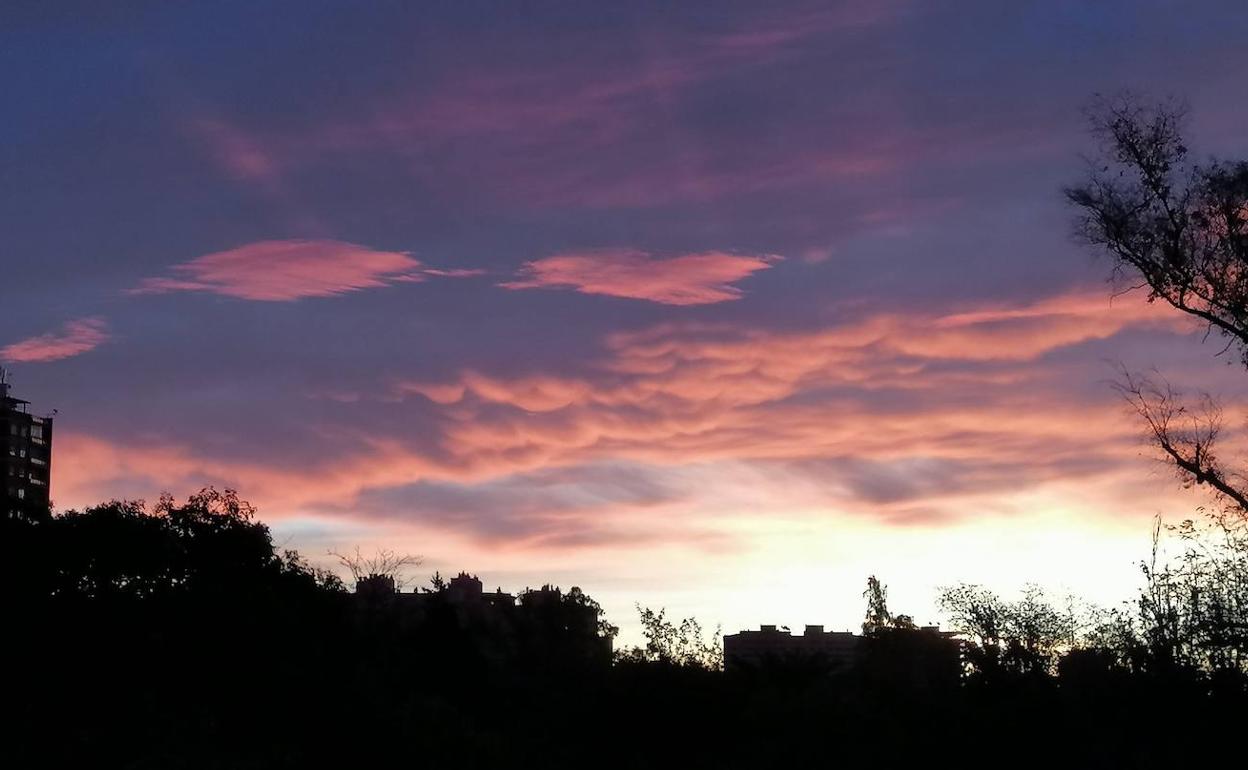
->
[4,489,1247,768]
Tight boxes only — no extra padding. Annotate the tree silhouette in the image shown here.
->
[938,583,1076,681]
[514,584,618,668]
[862,575,914,634]
[330,546,421,590]
[1068,94,1248,518]
[1068,95,1248,684]
[618,605,723,670]
[1137,516,1248,675]
[7,485,1247,766]
[1067,94,1248,362]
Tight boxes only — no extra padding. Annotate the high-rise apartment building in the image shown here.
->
[1,370,54,518]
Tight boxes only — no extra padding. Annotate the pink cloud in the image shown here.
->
[800,246,835,264]
[501,249,781,305]
[712,2,904,51]
[191,118,280,183]
[420,268,487,278]
[351,6,895,154]
[380,287,1193,512]
[133,240,424,301]
[52,431,451,516]
[51,286,1205,554]
[188,5,917,213]
[1,317,110,363]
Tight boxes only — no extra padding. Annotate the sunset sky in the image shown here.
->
[6,1,1248,641]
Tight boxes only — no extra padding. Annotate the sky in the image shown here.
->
[5,0,1248,642]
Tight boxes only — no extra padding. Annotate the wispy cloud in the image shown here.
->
[185,4,916,213]
[191,117,281,184]
[389,288,1190,525]
[501,249,780,305]
[1,317,110,363]
[52,287,1199,550]
[133,240,425,301]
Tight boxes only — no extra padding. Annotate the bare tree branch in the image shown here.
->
[1113,369,1248,516]
[329,546,422,590]
[1067,94,1248,364]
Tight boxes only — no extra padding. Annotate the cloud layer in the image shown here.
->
[502,250,780,305]
[134,240,424,301]
[52,287,1196,550]
[1,318,110,363]
[388,289,1187,513]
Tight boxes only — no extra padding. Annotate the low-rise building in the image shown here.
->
[352,571,614,666]
[724,624,860,670]
[724,622,960,678]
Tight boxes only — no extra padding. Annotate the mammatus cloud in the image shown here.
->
[133,240,428,301]
[53,287,1199,549]
[390,288,1192,517]
[501,250,781,305]
[1,317,110,363]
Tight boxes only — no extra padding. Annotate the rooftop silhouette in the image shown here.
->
[1,370,53,520]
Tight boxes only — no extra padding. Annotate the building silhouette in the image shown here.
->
[354,571,613,665]
[1,370,53,518]
[724,622,958,675]
[724,624,861,670]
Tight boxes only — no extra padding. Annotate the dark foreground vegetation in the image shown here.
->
[4,488,1248,769]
